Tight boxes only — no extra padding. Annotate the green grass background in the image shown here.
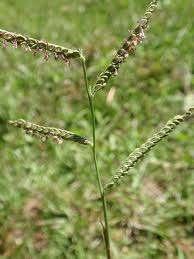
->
[0,0,193,258]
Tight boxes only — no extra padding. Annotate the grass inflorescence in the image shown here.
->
[2,0,194,258]
[8,119,92,146]
[92,0,158,95]
[105,107,194,191]
[0,29,81,62]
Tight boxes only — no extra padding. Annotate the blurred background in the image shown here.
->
[0,0,193,258]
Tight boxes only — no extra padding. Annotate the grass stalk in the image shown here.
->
[81,56,111,259]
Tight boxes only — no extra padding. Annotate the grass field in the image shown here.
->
[0,0,194,258]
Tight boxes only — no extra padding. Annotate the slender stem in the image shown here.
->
[81,56,111,259]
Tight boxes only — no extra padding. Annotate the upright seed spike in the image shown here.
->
[92,0,158,95]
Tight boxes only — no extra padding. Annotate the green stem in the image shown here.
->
[81,56,111,259]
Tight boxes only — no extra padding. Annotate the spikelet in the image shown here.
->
[8,119,92,146]
[92,0,158,95]
[0,29,81,62]
[105,107,194,191]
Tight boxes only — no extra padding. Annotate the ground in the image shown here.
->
[0,0,193,258]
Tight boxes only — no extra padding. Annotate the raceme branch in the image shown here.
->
[105,107,194,191]
[9,119,92,146]
[0,29,81,62]
[92,0,158,95]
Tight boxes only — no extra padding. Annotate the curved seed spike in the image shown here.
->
[105,107,194,191]
[92,0,158,95]
[0,29,81,62]
[8,119,92,146]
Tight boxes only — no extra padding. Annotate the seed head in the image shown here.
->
[8,119,92,146]
[0,29,81,62]
[92,0,158,95]
[105,107,194,191]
